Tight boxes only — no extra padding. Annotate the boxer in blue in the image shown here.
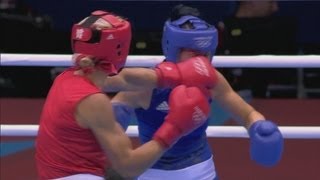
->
[111,4,284,180]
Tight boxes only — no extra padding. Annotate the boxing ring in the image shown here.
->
[1,54,320,180]
[1,53,320,139]
[2,53,320,67]
[1,124,320,139]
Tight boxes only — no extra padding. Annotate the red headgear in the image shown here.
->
[71,10,131,75]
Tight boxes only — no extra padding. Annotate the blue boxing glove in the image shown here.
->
[112,102,135,131]
[249,120,284,167]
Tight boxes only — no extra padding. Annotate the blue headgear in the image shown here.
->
[162,15,218,63]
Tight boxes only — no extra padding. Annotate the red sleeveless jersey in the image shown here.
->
[36,68,109,179]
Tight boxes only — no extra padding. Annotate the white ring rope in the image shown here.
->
[1,125,320,139]
[1,54,320,68]
[1,54,320,139]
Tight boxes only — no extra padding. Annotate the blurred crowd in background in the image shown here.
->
[1,0,320,98]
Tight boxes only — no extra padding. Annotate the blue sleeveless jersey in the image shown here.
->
[135,88,212,170]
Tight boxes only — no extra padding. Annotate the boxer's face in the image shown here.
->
[178,49,203,62]
[176,21,210,62]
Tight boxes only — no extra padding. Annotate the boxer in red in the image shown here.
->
[35,10,212,180]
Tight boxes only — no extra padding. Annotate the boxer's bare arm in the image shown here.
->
[210,70,264,128]
[75,93,165,178]
[104,57,217,92]
[104,68,158,92]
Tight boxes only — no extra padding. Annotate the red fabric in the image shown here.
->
[35,68,109,179]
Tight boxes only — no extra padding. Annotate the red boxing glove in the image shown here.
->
[155,56,217,89]
[153,85,210,148]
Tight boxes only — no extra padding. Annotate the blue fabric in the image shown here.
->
[112,102,135,130]
[135,88,212,170]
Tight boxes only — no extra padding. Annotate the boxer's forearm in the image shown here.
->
[104,68,158,92]
[245,110,265,129]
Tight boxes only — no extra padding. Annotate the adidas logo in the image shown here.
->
[107,34,114,40]
[194,36,213,48]
[193,58,209,77]
[156,101,169,112]
[192,106,207,125]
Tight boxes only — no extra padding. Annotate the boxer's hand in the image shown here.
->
[153,85,210,148]
[249,120,284,167]
[155,56,217,89]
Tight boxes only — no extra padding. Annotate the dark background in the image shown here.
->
[1,2,320,179]
[1,0,320,98]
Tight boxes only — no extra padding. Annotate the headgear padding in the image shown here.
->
[162,15,218,63]
[71,10,131,75]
